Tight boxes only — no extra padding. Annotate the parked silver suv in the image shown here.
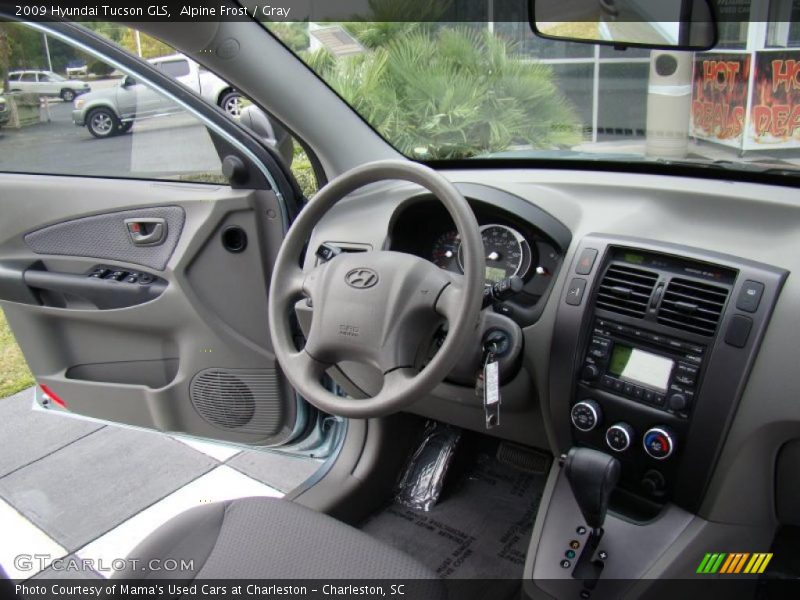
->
[72,53,244,138]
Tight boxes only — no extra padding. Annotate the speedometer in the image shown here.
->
[459,224,529,284]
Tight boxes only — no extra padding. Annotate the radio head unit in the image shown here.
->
[581,318,705,416]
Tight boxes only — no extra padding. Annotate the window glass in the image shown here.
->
[0,22,224,184]
[716,0,751,50]
[38,73,52,82]
[79,23,317,195]
[598,63,649,138]
[159,59,191,78]
[9,73,20,81]
[767,0,800,47]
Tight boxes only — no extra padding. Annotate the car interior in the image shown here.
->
[1,1,800,599]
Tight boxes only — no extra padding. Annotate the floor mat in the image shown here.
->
[360,448,549,599]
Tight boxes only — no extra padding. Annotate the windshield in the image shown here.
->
[265,8,800,176]
[44,71,66,81]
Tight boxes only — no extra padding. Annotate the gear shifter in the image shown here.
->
[563,447,620,533]
[561,447,621,584]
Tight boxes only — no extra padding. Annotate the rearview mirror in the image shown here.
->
[529,0,718,51]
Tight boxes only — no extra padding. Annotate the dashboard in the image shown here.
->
[301,171,798,532]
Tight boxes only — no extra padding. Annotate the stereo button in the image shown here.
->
[668,393,688,412]
[581,364,601,382]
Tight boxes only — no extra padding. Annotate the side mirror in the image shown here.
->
[121,75,137,88]
[238,105,294,167]
[529,0,718,51]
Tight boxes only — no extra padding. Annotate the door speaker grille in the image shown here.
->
[190,369,282,434]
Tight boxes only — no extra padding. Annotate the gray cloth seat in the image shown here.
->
[115,497,446,595]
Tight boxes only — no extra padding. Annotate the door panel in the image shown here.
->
[0,174,301,447]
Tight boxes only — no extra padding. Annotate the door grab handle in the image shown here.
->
[124,218,167,246]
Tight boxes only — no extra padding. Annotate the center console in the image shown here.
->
[551,235,786,511]
[524,234,787,598]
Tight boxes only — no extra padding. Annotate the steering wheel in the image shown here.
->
[268,160,485,418]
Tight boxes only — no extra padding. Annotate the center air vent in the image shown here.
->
[596,264,659,318]
[657,277,729,336]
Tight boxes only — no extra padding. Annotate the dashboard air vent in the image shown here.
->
[657,277,729,336]
[596,264,659,318]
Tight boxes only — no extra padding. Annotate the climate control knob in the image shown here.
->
[571,400,602,432]
[643,426,675,460]
[606,422,634,452]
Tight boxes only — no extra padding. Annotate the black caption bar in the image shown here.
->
[7,578,800,600]
[1,0,759,23]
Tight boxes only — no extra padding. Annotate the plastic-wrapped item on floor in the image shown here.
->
[395,421,461,511]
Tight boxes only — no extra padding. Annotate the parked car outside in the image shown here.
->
[7,70,91,102]
[0,96,9,129]
[73,53,245,138]
[150,53,244,117]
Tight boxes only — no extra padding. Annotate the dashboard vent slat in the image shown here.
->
[657,277,729,336]
[596,264,658,318]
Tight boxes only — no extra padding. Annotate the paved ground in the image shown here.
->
[0,387,322,580]
[0,97,220,179]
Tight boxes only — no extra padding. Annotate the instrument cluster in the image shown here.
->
[431,223,535,285]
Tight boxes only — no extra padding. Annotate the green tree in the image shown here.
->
[305,26,581,159]
[267,22,310,52]
[119,29,173,59]
[0,23,10,92]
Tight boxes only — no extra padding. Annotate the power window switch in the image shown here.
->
[89,268,109,278]
[108,270,127,281]
[138,273,154,285]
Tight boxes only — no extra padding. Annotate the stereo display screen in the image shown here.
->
[609,344,674,392]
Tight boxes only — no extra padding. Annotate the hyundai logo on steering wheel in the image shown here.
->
[345,268,379,289]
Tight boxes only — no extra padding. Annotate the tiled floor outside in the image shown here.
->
[0,387,322,580]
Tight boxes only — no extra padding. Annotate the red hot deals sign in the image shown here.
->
[691,53,750,148]
[692,51,800,150]
[748,51,800,148]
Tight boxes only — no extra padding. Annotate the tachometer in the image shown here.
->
[431,230,461,272]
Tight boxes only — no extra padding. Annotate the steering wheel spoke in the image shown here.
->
[381,367,417,395]
[434,279,467,322]
[289,349,330,379]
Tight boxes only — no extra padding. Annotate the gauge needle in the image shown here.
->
[487,251,500,261]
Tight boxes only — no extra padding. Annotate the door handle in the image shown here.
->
[124,218,167,246]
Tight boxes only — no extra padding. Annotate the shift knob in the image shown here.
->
[563,447,621,531]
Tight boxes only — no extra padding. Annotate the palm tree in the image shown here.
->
[306,26,581,159]
[0,23,11,93]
